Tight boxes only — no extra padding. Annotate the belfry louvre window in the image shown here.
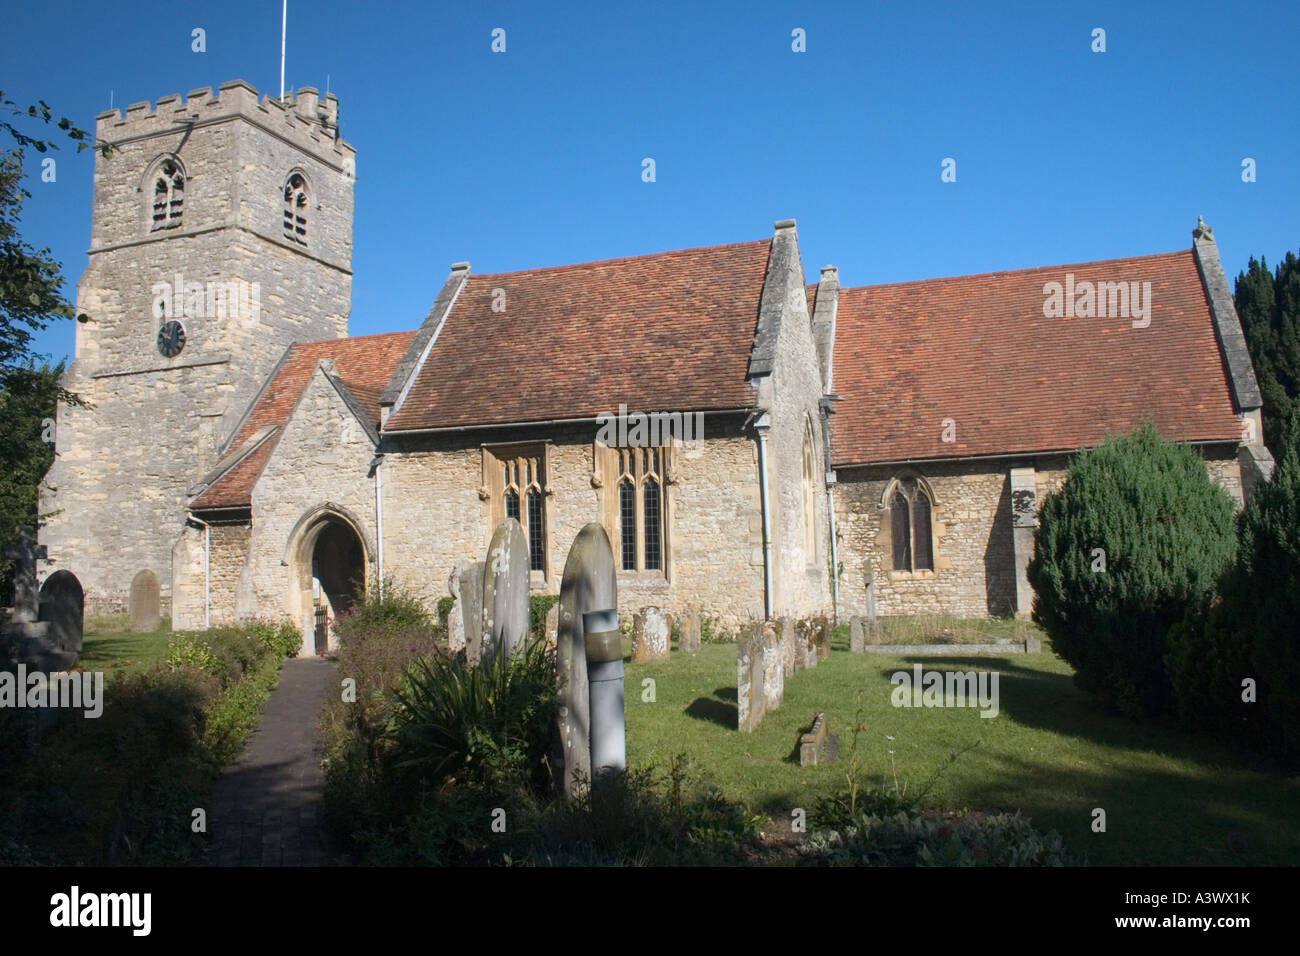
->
[889,477,934,573]
[283,172,308,243]
[150,159,185,230]
[484,444,548,574]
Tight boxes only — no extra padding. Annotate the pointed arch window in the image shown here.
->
[801,418,818,558]
[499,455,545,572]
[283,172,308,243]
[615,447,664,573]
[150,158,185,230]
[889,476,934,573]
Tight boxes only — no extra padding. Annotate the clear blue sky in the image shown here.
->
[5,0,1297,367]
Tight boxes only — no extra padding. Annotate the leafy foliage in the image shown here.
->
[1167,451,1300,759]
[0,621,289,864]
[800,808,1079,866]
[333,576,434,641]
[392,638,557,791]
[1027,423,1236,716]
[1236,251,1300,463]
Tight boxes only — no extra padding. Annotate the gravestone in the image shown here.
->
[796,619,817,670]
[544,601,559,656]
[38,570,84,670]
[446,565,466,652]
[2,531,51,668]
[736,622,766,732]
[129,569,161,633]
[677,607,701,654]
[849,615,865,653]
[556,523,617,800]
[459,561,485,664]
[761,623,783,712]
[781,617,795,677]
[813,616,832,661]
[799,711,837,766]
[631,606,670,662]
[480,519,529,665]
[4,530,45,625]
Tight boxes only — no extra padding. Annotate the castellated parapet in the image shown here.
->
[40,80,356,615]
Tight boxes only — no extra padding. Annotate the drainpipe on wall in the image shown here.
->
[374,455,385,597]
[819,395,842,623]
[189,514,211,629]
[752,411,775,621]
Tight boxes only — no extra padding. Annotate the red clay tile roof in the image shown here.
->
[830,249,1241,466]
[191,331,416,509]
[384,240,770,431]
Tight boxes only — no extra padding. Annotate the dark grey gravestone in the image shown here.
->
[556,523,617,800]
[129,569,161,633]
[4,530,45,623]
[38,570,83,669]
[480,519,529,665]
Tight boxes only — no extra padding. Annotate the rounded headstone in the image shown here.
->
[38,570,84,668]
[556,523,616,800]
[480,519,529,664]
[129,569,161,633]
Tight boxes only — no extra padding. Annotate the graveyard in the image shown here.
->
[2,514,1298,867]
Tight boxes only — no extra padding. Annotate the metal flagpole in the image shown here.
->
[280,0,287,101]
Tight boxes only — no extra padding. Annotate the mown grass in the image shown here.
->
[77,628,173,675]
[624,637,1300,866]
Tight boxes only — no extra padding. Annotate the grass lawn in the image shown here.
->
[623,633,1300,866]
[77,616,173,675]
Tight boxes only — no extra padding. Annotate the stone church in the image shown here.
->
[37,80,1276,653]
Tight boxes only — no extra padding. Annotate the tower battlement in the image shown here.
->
[94,80,353,168]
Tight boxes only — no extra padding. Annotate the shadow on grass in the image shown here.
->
[685,697,736,728]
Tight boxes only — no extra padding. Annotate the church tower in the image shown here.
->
[40,80,356,615]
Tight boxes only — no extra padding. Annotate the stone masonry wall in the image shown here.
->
[242,366,379,636]
[39,82,354,613]
[835,446,1246,621]
[763,233,833,619]
[835,461,1016,619]
[380,420,767,628]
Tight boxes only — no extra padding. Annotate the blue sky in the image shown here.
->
[4,0,1297,366]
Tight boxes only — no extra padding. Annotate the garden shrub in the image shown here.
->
[334,577,434,642]
[391,637,557,792]
[0,620,292,865]
[800,808,1080,866]
[529,594,559,641]
[1027,423,1236,716]
[436,596,455,633]
[1167,451,1300,756]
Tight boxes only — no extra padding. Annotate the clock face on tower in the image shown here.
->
[157,320,186,358]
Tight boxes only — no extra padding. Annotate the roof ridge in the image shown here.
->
[467,237,771,281]
[840,248,1192,294]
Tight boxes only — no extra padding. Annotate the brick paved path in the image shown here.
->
[200,657,339,866]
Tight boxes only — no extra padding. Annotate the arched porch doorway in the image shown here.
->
[287,509,368,657]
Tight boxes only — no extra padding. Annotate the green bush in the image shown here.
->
[801,808,1080,866]
[529,594,559,641]
[391,638,557,792]
[1167,451,1300,756]
[334,577,434,642]
[1027,423,1236,716]
[436,596,455,633]
[244,618,303,658]
[165,636,220,675]
[0,620,293,865]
